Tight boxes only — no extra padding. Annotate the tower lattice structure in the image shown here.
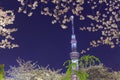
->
[70,16,79,80]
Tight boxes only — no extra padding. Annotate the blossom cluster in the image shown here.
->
[41,0,84,29]
[18,0,39,16]
[80,0,120,53]
[0,9,18,49]
[6,58,120,80]
[6,58,62,80]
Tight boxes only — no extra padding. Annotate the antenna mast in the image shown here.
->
[71,15,75,35]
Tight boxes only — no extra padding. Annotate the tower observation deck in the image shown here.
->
[70,16,79,80]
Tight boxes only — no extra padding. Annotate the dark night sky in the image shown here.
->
[0,0,120,72]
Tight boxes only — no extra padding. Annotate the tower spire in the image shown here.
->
[71,15,75,35]
[70,15,79,80]
[70,16,77,52]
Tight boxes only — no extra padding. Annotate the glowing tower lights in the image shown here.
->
[70,15,79,80]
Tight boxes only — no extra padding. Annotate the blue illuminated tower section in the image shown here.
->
[70,16,79,80]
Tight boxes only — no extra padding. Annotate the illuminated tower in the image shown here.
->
[70,16,79,80]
